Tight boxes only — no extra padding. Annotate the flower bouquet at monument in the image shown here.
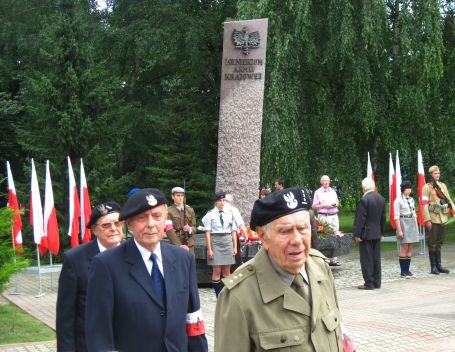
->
[315,218,337,239]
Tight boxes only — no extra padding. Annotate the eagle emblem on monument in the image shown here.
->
[232,28,260,55]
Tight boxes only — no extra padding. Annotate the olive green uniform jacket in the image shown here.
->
[422,181,454,224]
[215,248,342,352]
[166,204,196,253]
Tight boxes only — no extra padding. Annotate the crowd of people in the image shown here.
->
[55,165,453,352]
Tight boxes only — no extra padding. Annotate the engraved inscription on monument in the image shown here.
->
[224,27,263,81]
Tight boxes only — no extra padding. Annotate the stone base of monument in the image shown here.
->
[317,233,354,258]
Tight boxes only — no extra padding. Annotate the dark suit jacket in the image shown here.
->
[354,191,386,240]
[85,239,208,352]
[56,239,100,352]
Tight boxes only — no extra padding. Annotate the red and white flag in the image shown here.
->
[80,159,92,243]
[417,150,426,225]
[30,159,48,255]
[367,152,377,191]
[44,161,60,255]
[68,157,80,247]
[389,153,397,229]
[395,150,402,204]
[6,161,23,252]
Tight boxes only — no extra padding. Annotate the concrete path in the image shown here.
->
[2,243,455,351]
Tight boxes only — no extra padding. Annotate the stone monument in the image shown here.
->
[215,18,268,225]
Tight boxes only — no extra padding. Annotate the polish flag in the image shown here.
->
[30,159,48,255]
[44,161,60,255]
[417,150,426,225]
[6,161,23,253]
[80,159,92,243]
[68,157,80,247]
[395,150,402,205]
[367,152,377,191]
[389,153,397,229]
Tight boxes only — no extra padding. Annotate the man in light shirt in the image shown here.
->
[312,175,341,266]
[56,201,123,352]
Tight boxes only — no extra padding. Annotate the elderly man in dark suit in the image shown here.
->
[85,188,207,352]
[56,202,123,352]
[354,178,386,290]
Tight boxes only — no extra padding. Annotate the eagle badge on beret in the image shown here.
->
[146,194,157,206]
[97,204,108,215]
[284,192,298,209]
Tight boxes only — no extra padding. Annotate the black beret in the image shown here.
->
[250,187,311,230]
[214,191,226,201]
[87,202,121,228]
[400,180,412,193]
[119,188,167,221]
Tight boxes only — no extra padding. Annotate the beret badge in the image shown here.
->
[284,192,298,209]
[97,204,111,215]
[146,194,157,206]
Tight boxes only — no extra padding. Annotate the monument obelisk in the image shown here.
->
[215,18,268,225]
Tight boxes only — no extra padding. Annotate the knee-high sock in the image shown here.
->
[399,256,406,275]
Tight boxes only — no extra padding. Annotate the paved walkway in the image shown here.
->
[2,243,455,351]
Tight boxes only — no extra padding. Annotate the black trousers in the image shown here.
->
[359,239,381,288]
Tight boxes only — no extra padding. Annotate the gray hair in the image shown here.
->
[362,177,375,192]
[320,175,330,183]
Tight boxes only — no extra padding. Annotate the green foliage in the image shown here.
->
[0,207,29,293]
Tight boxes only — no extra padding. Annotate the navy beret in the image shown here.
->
[119,188,167,221]
[87,201,121,228]
[250,187,311,230]
[214,191,226,201]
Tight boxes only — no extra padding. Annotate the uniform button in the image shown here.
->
[334,317,338,322]
[280,335,287,343]
[247,266,253,271]
[234,275,238,280]
[160,311,165,317]
[293,335,300,342]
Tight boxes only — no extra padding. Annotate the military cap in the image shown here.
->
[87,202,121,228]
[119,188,167,221]
[428,165,439,174]
[171,187,185,194]
[250,187,311,230]
[400,180,412,193]
[214,191,226,201]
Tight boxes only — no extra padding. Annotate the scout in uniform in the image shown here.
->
[215,187,343,352]
[422,165,454,275]
[166,186,197,255]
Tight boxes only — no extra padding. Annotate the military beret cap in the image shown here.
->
[400,180,412,193]
[87,201,121,228]
[214,191,226,201]
[250,187,311,230]
[119,188,167,221]
[171,187,185,194]
[428,165,439,174]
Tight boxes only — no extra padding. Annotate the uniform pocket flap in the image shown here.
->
[259,328,304,350]
[322,308,341,332]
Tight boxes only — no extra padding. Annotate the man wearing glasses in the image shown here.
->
[56,202,123,352]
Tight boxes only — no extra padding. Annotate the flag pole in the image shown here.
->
[48,251,54,290]
[8,231,21,295]
[35,246,45,298]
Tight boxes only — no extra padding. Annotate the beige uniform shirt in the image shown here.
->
[215,248,342,352]
[166,204,196,248]
[422,181,454,224]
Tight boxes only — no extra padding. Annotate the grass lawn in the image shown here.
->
[0,302,55,344]
[339,211,455,251]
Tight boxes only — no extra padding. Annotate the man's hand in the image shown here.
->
[425,221,432,231]
[183,224,191,233]
[180,244,189,251]
[355,236,363,243]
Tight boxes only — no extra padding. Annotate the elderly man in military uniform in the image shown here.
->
[166,187,197,255]
[215,187,343,352]
[422,165,454,275]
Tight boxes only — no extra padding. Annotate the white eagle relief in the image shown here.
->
[284,192,298,209]
[146,194,157,206]
[232,28,260,55]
